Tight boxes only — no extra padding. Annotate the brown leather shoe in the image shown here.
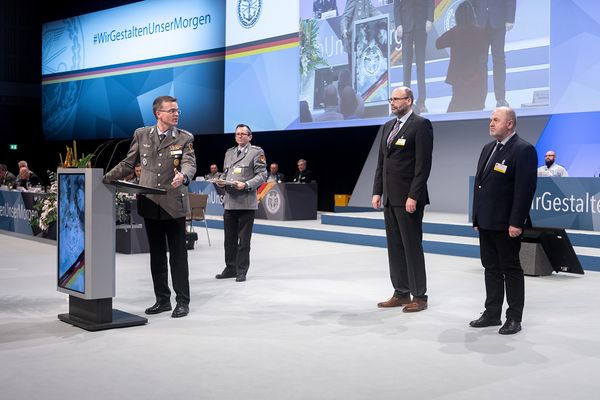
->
[377,296,412,308]
[402,298,428,313]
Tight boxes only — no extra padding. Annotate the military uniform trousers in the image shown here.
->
[144,216,190,305]
[223,209,256,276]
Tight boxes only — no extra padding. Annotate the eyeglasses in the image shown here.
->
[388,97,410,103]
[235,132,250,137]
[158,108,182,115]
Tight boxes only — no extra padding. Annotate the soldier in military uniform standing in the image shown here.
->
[340,0,381,74]
[104,95,196,318]
[214,124,267,282]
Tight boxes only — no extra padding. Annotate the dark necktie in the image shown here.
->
[237,149,241,156]
[484,142,503,170]
[386,119,402,148]
[159,133,166,142]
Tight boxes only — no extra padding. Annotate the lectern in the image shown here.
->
[56,169,164,331]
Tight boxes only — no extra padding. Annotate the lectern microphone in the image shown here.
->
[105,138,133,173]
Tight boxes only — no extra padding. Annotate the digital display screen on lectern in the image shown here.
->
[57,173,86,293]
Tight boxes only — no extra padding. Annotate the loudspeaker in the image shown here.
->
[520,227,584,276]
[520,242,553,276]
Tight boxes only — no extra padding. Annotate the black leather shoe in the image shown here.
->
[469,313,502,328]
[145,301,172,315]
[499,318,521,335]
[171,303,189,318]
[215,269,236,279]
[235,275,246,282]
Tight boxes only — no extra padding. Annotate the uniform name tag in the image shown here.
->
[233,167,242,174]
[395,138,406,146]
[170,150,182,155]
[494,163,508,173]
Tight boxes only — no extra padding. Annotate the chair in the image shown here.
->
[186,193,211,246]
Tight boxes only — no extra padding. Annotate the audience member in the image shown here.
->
[205,164,221,180]
[127,163,142,183]
[300,100,313,123]
[337,69,364,116]
[537,150,569,177]
[0,164,17,187]
[293,159,314,183]
[17,160,41,187]
[267,163,285,183]
[314,84,344,122]
[17,165,41,188]
[436,1,488,112]
[340,86,360,119]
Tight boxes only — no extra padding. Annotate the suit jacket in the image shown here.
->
[104,125,196,219]
[470,0,516,30]
[372,112,434,207]
[220,144,267,210]
[472,134,537,230]
[394,0,434,32]
[293,170,314,183]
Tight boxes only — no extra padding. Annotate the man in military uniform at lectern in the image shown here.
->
[104,95,196,318]
[214,124,267,282]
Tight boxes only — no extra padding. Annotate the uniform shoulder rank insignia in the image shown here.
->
[178,128,193,137]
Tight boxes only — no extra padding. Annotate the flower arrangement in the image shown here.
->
[299,18,328,77]
[32,171,57,231]
[30,141,95,233]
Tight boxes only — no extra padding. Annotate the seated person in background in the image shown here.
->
[17,160,42,187]
[340,86,360,119]
[293,159,314,183]
[337,69,364,117]
[205,163,221,180]
[18,166,41,188]
[314,84,344,122]
[267,163,285,183]
[127,163,142,183]
[299,100,313,123]
[0,164,17,187]
[537,150,569,177]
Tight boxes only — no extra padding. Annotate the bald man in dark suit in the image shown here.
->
[372,86,433,313]
[471,106,537,335]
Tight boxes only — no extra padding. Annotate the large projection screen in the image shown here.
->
[41,0,225,140]
[42,1,600,138]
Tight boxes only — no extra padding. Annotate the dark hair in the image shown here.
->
[152,95,177,116]
[324,84,338,107]
[299,100,312,122]
[338,69,352,92]
[236,123,252,135]
[455,1,477,27]
[340,86,358,118]
[0,164,7,171]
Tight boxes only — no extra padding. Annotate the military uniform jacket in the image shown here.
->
[220,144,267,210]
[104,125,196,219]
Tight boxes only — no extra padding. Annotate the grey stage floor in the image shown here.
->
[1,229,599,400]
